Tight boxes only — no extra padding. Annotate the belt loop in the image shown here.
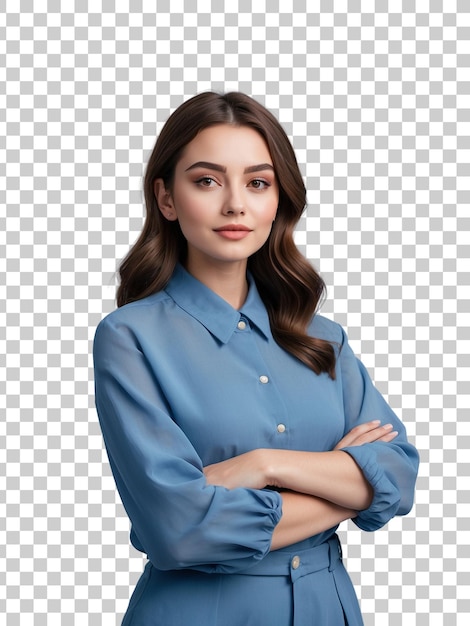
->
[328,534,342,572]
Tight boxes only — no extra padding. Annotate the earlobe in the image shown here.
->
[154,178,178,221]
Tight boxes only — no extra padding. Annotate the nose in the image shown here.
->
[222,186,245,216]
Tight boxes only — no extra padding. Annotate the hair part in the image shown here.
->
[117,92,337,378]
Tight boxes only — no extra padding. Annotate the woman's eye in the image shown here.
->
[195,177,216,187]
[250,179,270,190]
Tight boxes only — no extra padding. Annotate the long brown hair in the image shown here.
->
[118,92,336,377]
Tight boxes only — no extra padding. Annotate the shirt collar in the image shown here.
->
[164,264,272,344]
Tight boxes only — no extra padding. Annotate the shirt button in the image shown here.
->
[237,320,247,330]
[259,375,269,384]
[291,555,300,570]
[277,423,286,433]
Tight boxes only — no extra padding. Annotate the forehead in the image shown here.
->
[178,124,273,168]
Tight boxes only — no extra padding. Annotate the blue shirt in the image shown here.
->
[93,264,418,622]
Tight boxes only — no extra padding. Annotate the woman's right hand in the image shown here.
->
[334,420,398,450]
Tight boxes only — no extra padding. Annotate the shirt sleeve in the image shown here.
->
[93,314,282,573]
[336,326,419,531]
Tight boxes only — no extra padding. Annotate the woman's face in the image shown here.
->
[155,124,279,276]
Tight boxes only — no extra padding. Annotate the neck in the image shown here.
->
[185,258,249,310]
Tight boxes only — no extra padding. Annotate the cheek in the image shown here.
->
[264,186,279,217]
[260,197,278,224]
[172,190,209,222]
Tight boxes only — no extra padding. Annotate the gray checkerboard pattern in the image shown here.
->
[1,2,468,624]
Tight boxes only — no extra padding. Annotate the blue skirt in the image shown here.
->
[122,535,363,625]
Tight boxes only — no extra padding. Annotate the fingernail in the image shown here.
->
[384,423,393,430]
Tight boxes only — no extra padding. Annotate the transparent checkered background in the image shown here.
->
[1,1,469,624]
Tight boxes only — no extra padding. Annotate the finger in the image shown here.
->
[334,420,382,448]
[376,430,399,443]
[353,423,396,445]
[349,420,382,437]
[335,422,399,448]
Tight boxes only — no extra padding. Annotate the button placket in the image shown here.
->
[240,325,290,443]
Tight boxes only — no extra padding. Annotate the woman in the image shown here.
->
[93,92,419,625]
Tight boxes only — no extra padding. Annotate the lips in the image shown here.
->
[214,224,252,232]
[213,224,253,240]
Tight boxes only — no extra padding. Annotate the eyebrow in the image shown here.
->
[185,161,274,174]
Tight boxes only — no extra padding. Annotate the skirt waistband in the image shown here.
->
[237,534,343,582]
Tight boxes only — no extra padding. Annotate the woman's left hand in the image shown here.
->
[334,420,398,450]
[203,449,269,490]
